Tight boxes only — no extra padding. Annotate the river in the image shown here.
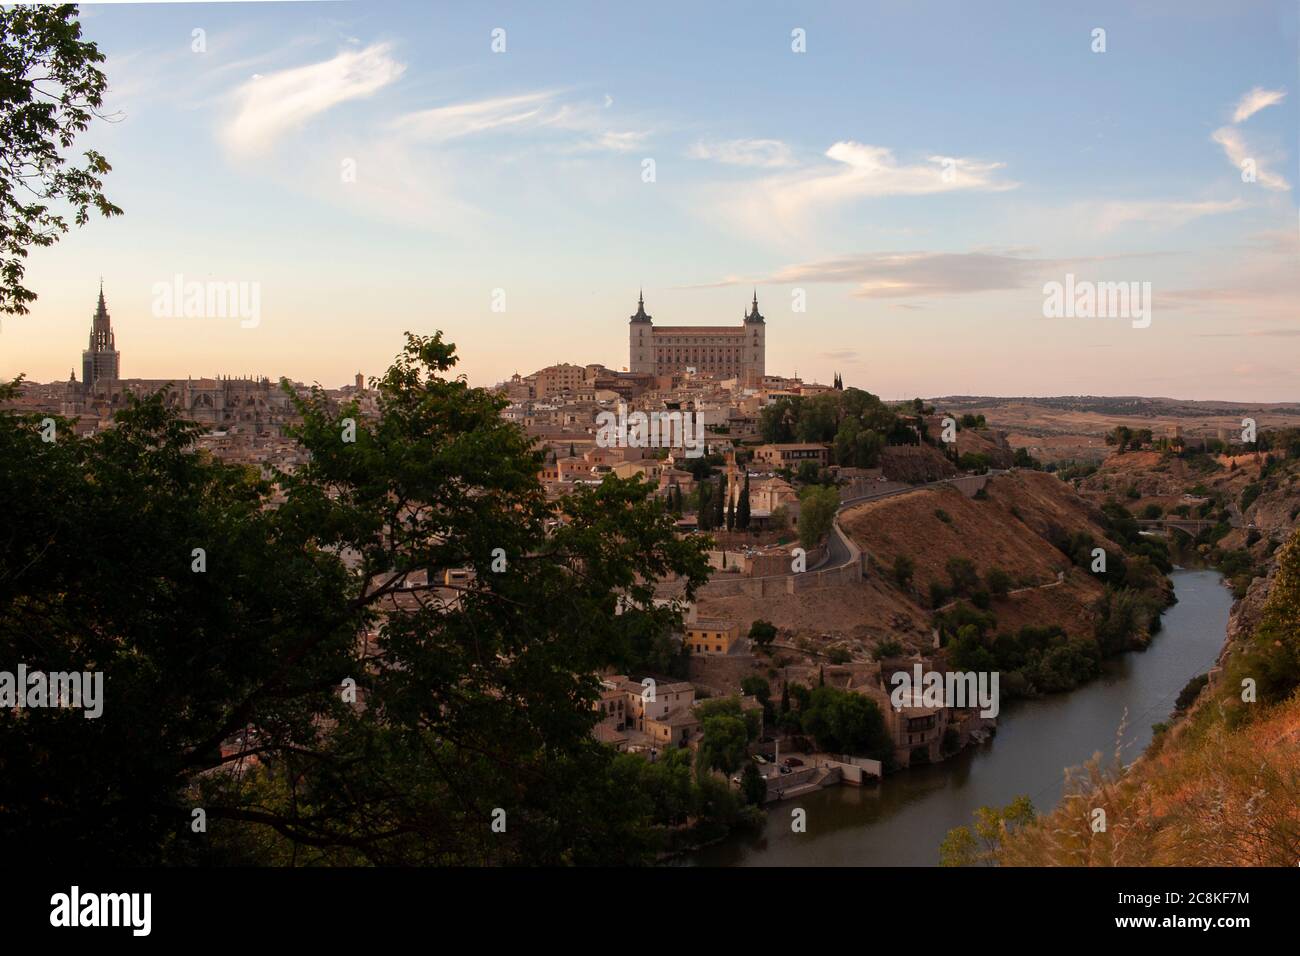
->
[690,568,1233,866]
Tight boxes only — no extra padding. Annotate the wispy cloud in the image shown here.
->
[389,91,555,141]
[1087,198,1247,233]
[695,247,1175,301]
[221,43,406,156]
[389,90,647,152]
[705,141,1016,238]
[765,250,1048,298]
[1211,126,1290,191]
[689,138,794,168]
[1232,86,1286,123]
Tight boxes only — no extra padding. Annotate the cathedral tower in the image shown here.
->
[81,282,120,392]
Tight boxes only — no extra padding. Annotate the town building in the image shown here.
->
[753,442,831,469]
[684,619,741,655]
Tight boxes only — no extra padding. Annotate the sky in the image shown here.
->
[1,0,1297,400]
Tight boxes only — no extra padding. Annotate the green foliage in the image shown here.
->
[797,484,839,549]
[1223,532,1300,714]
[1240,483,1262,513]
[871,639,904,661]
[1011,447,1041,469]
[1174,673,1209,712]
[1092,587,1161,656]
[0,5,122,315]
[891,554,915,589]
[984,567,1012,598]
[945,556,980,596]
[747,619,777,650]
[759,397,800,444]
[740,763,766,805]
[736,472,751,530]
[800,687,892,760]
[940,797,1034,866]
[696,714,750,776]
[0,332,712,865]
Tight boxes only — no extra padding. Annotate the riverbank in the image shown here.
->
[687,568,1231,866]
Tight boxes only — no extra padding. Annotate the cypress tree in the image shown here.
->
[714,475,725,529]
[737,472,751,530]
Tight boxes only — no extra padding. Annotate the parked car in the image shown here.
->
[783,757,804,768]
[779,765,792,775]
[751,754,767,765]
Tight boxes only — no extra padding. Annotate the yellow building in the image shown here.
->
[685,618,741,655]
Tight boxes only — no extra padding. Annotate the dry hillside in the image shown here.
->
[697,471,1123,654]
[996,531,1300,867]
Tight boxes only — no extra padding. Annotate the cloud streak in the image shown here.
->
[705,141,1016,238]
[1211,126,1290,191]
[1232,86,1286,123]
[389,90,647,152]
[222,43,406,156]
[689,138,794,168]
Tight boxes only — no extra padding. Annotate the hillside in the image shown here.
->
[994,530,1300,866]
[696,470,1158,669]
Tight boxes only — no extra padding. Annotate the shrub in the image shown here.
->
[985,568,1013,598]
[892,554,915,589]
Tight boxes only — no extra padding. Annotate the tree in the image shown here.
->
[0,332,712,865]
[0,5,122,317]
[798,484,839,550]
[713,475,725,529]
[740,676,771,709]
[698,478,713,531]
[726,492,735,531]
[696,714,749,776]
[985,567,1012,599]
[747,619,777,651]
[759,397,800,443]
[800,687,891,760]
[892,554,915,589]
[940,797,1035,866]
[946,556,980,596]
[740,763,766,805]
[736,472,751,530]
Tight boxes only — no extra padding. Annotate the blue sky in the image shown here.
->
[4,0,1297,400]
